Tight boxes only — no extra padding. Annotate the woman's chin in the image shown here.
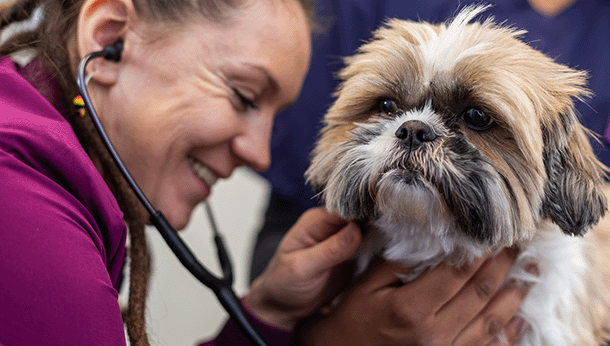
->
[159,185,210,231]
[174,209,195,232]
[156,202,194,232]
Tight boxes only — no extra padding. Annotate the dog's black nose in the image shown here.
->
[395,120,437,149]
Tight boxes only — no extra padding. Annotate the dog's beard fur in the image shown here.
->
[306,5,610,345]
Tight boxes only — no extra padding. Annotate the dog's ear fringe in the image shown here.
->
[541,115,608,236]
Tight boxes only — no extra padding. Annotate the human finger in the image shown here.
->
[280,207,347,252]
[296,222,362,276]
[452,263,538,345]
[350,259,414,294]
[393,253,490,315]
[436,248,519,333]
[486,315,530,346]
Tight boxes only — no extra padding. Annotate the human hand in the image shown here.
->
[298,248,536,345]
[243,207,362,330]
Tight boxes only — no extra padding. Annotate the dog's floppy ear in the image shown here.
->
[541,110,608,236]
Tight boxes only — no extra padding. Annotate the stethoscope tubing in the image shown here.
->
[76,44,269,346]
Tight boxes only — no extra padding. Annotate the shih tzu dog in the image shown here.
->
[305,5,610,346]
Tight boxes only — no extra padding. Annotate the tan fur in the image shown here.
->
[306,6,610,345]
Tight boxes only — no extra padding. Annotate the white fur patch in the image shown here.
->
[419,5,493,85]
[513,224,590,346]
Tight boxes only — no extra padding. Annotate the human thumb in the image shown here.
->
[301,222,361,276]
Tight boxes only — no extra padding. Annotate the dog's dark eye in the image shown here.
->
[459,108,494,131]
[379,99,399,114]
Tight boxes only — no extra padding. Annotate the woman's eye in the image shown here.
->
[233,88,258,112]
[379,99,399,114]
[459,108,494,131]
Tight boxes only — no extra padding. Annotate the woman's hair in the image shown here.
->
[0,0,314,345]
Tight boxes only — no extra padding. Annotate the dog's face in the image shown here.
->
[306,6,607,248]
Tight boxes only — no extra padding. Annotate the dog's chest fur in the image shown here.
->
[357,217,609,346]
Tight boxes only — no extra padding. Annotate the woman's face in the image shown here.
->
[97,0,311,229]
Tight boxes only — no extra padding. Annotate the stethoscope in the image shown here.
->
[76,40,269,346]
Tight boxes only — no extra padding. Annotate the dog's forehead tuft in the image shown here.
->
[376,5,524,86]
[336,6,529,115]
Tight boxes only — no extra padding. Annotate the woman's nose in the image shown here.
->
[232,116,272,172]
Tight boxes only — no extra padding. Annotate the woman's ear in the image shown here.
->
[76,0,134,85]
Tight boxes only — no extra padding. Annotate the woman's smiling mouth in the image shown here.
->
[188,157,219,187]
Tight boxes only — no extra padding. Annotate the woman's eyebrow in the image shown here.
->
[245,63,279,92]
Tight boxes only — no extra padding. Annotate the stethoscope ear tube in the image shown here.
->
[150,212,269,346]
[77,43,269,346]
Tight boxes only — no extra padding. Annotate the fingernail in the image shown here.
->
[509,315,529,336]
[516,316,530,335]
[523,262,540,276]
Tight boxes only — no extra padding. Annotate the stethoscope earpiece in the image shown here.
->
[101,40,124,62]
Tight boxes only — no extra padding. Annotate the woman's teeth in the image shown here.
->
[188,157,218,187]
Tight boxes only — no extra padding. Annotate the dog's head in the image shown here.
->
[305,5,607,247]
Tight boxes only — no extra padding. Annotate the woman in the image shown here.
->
[0,0,532,345]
